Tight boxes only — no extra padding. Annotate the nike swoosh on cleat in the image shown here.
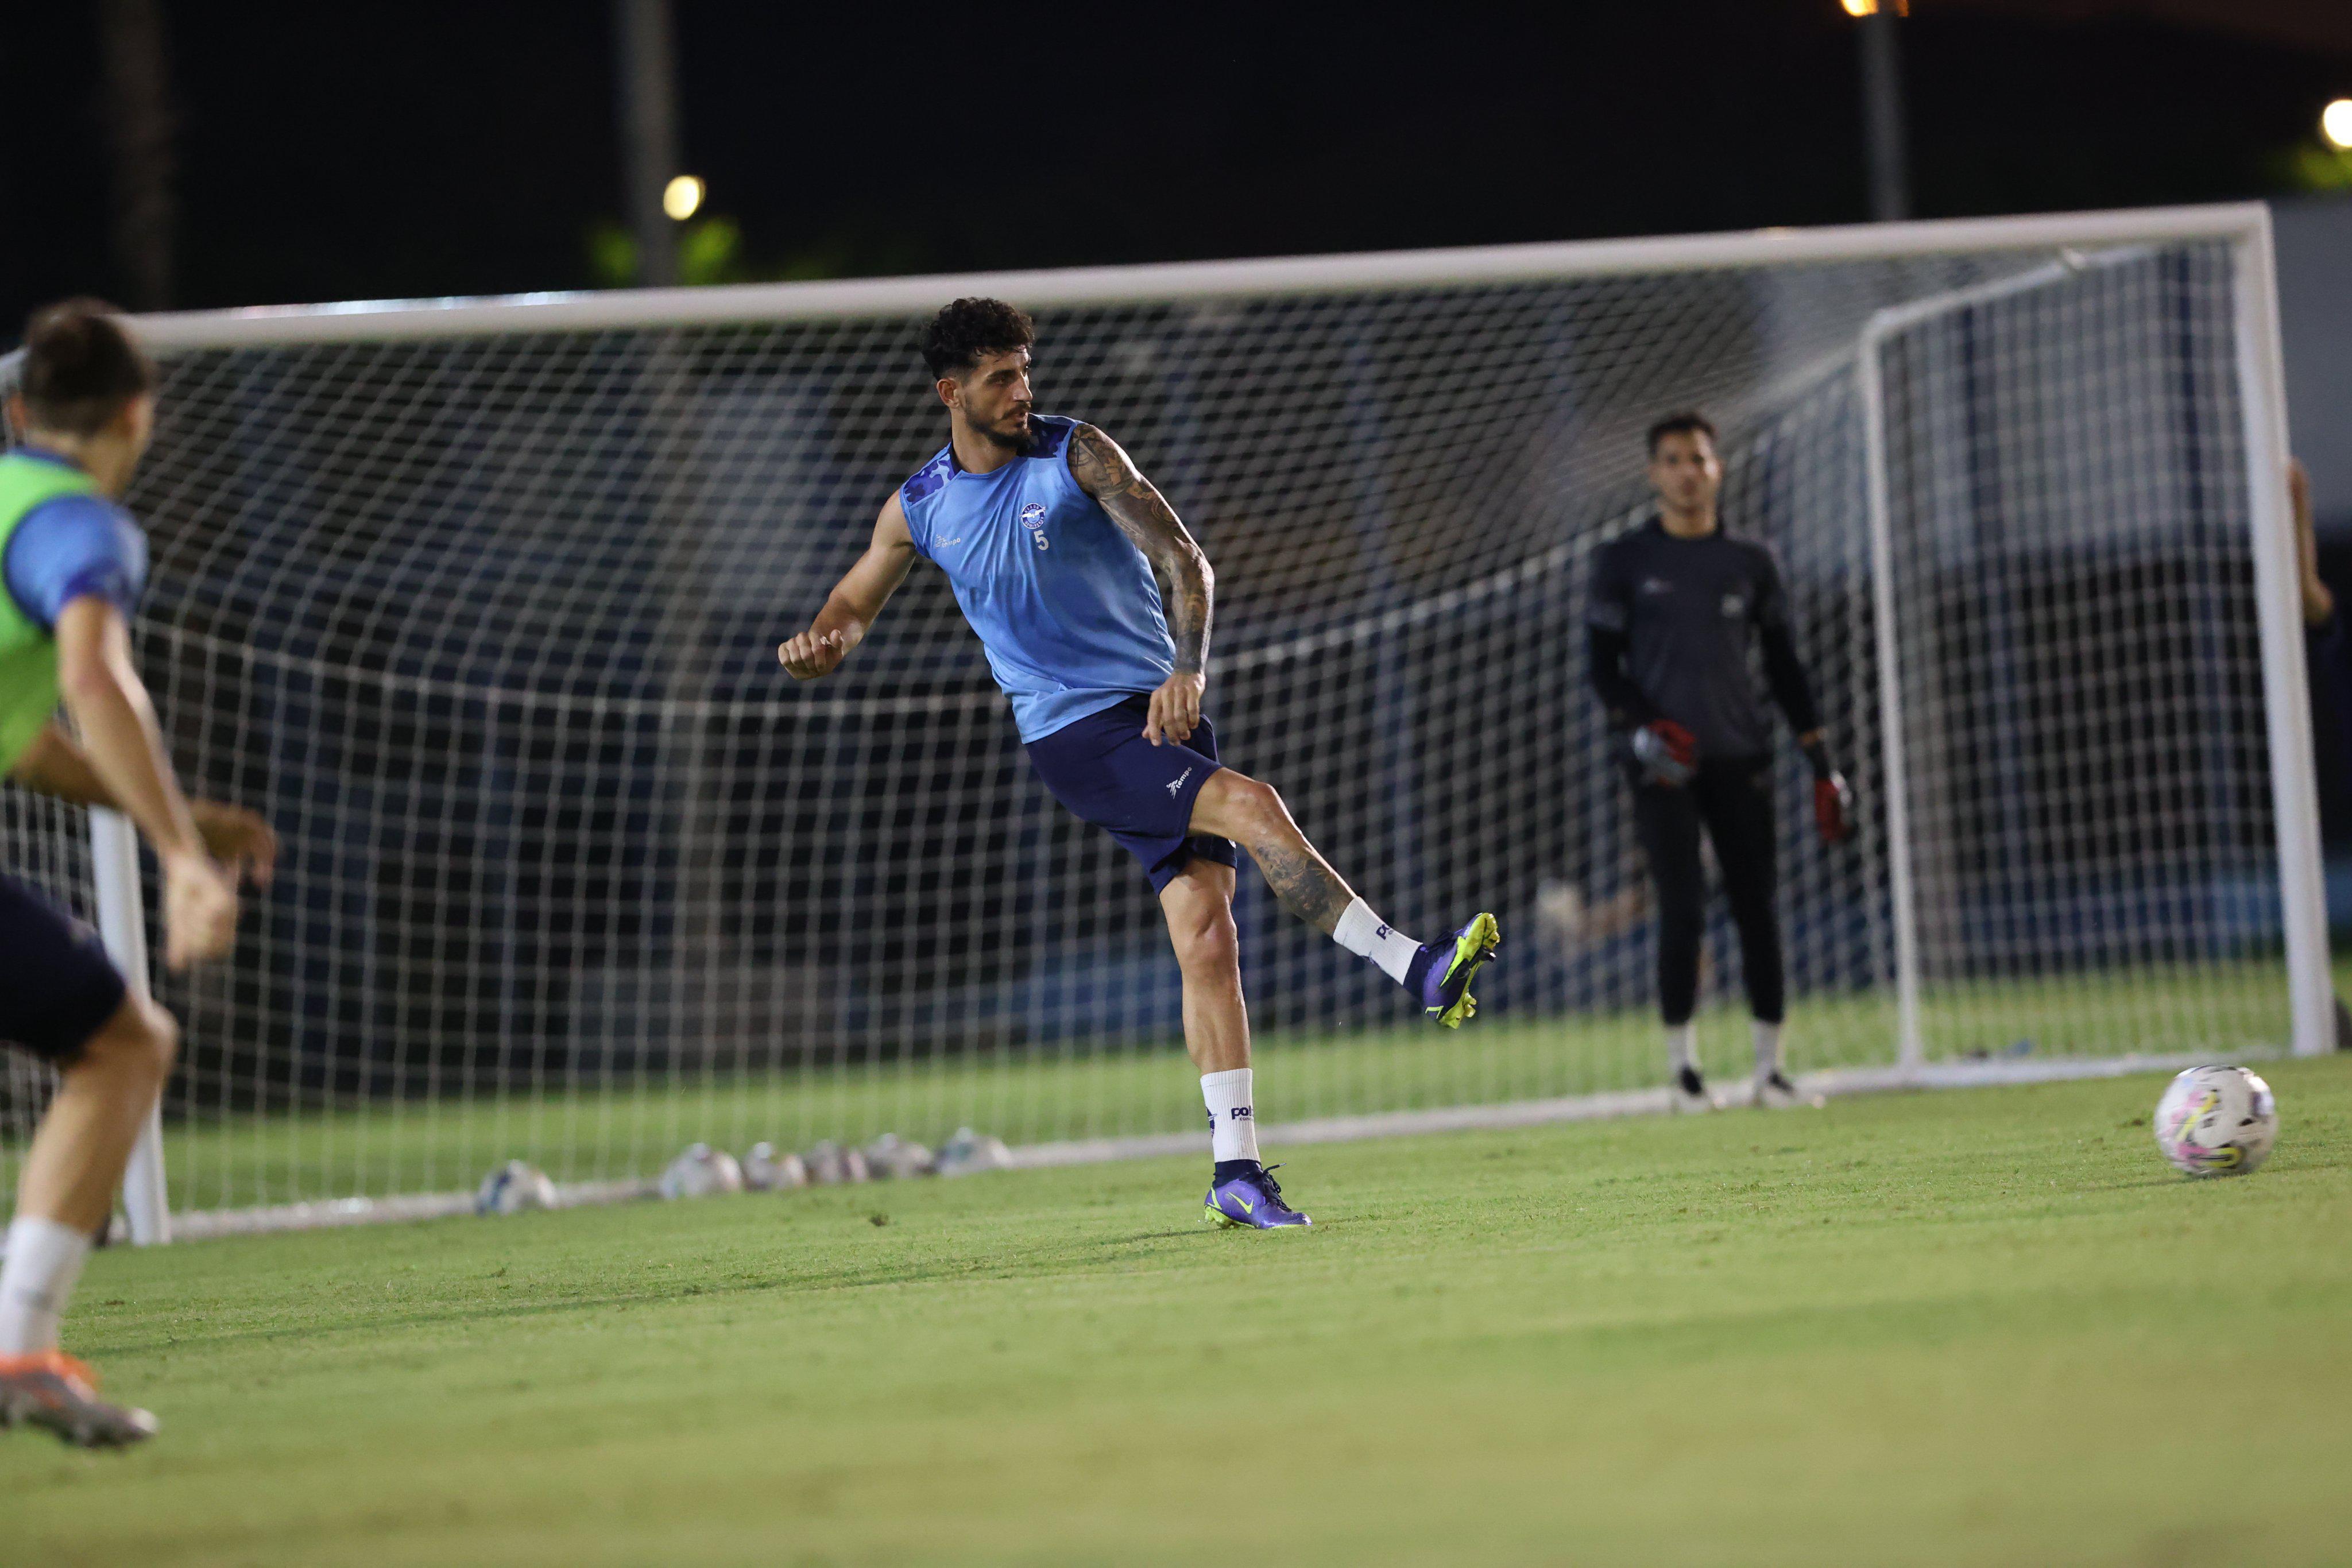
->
[1229,1193,1254,1214]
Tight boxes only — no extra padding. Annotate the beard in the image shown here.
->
[981,409,1038,455]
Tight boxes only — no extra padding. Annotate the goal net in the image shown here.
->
[0,206,2326,1235]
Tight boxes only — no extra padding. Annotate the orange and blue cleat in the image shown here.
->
[0,1350,157,1449]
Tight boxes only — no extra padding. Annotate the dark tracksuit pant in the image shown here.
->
[1629,756,1784,1028]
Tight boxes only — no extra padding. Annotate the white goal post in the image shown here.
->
[0,202,2326,1242]
[1854,233,2327,1074]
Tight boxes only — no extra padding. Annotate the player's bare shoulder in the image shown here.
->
[858,482,918,567]
[875,486,913,541]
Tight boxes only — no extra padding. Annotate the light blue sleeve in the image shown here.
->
[2,495,149,632]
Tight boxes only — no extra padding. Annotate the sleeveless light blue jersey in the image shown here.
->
[899,415,1175,742]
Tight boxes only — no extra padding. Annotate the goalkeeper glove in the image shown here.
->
[1804,739,1853,844]
[1628,721,1698,788]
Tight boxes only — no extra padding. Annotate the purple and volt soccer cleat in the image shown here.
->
[1412,912,1500,1029]
[1203,1164,1313,1229]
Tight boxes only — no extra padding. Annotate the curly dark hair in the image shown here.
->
[919,296,1035,380]
[1646,410,1716,455]
[18,297,156,436]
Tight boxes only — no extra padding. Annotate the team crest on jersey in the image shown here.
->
[1722,594,1746,617]
[1020,501,1050,551]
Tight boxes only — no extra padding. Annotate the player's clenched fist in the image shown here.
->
[162,849,239,970]
[778,628,850,680]
[1144,671,1205,746]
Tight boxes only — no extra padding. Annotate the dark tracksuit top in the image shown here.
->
[1584,516,1820,757]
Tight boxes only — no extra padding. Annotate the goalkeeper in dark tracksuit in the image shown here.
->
[1587,412,1851,1110]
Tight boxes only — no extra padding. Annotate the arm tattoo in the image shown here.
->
[1068,423,1213,675]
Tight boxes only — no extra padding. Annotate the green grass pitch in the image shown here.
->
[6,1056,2349,1566]
[139,957,2309,1215]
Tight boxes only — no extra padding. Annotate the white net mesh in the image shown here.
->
[1871,246,2288,1059]
[0,226,2301,1224]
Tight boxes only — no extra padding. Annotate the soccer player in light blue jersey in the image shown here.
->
[780,299,1499,1229]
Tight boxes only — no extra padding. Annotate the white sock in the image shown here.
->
[1200,1068,1260,1166]
[1665,1023,1697,1075]
[1332,898,1420,985]
[0,1216,92,1355]
[1753,1020,1784,1078]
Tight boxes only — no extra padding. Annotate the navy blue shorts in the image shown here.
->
[0,873,127,1066]
[1025,696,1240,893]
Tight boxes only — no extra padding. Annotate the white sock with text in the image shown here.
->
[1201,1068,1260,1166]
[1332,897,1419,984]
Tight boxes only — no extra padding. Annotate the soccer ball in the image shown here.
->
[2153,1066,2278,1178]
[657,1143,746,1199]
[475,1160,558,1215]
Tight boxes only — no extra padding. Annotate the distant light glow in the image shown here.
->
[663,175,706,221]
[1841,0,1874,14]
[2326,100,2352,152]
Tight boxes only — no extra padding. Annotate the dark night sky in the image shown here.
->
[3,2,2350,331]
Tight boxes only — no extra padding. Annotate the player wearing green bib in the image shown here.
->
[0,301,276,1448]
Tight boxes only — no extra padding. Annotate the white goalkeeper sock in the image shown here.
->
[1200,1068,1260,1166]
[0,1215,92,1355]
[1665,1023,1698,1075]
[1753,1020,1785,1078]
[1332,898,1419,984]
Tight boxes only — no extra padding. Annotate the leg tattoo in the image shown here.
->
[1250,840,1355,934]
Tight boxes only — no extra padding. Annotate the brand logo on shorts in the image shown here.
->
[1639,576,1672,597]
[1722,594,1746,617]
[1020,501,1050,551]
[1166,766,1193,797]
